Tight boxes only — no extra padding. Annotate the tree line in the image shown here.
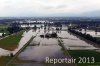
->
[68,28,100,45]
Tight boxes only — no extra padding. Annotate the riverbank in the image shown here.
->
[6,29,39,66]
[0,31,23,51]
[0,29,37,66]
[0,31,23,66]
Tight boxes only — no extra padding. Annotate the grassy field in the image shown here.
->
[68,50,100,66]
[0,31,23,66]
[96,37,100,41]
[0,24,8,28]
[0,31,23,51]
[0,56,11,66]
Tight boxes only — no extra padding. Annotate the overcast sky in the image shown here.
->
[0,0,100,17]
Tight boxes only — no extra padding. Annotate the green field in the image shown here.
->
[0,31,23,51]
[68,50,100,66]
[96,37,100,41]
[0,31,23,66]
[0,24,8,28]
[0,56,11,66]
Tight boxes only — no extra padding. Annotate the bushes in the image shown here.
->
[40,32,57,38]
[96,37,100,44]
[7,23,22,34]
[51,32,57,38]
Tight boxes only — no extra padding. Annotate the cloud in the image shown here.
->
[43,4,67,10]
[0,0,100,17]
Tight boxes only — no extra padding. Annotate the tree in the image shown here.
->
[2,33,5,37]
[7,22,21,34]
[34,25,37,31]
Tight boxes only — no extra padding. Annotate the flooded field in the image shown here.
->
[15,29,69,66]
[58,31,98,50]
[5,28,72,66]
[18,39,65,61]
[0,29,38,57]
[6,27,98,66]
[4,27,100,66]
[77,29,100,37]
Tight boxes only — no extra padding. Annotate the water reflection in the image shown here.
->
[18,31,66,61]
[0,27,100,58]
[18,46,65,61]
[78,29,100,37]
[58,31,99,50]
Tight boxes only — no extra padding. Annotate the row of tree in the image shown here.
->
[68,28,100,44]
[7,23,22,34]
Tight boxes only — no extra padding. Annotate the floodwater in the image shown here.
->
[21,24,44,28]
[12,29,39,55]
[0,29,38,56]
[0,33,6,36]
[0,26,100,66]
[0,33,2,36]
[78,29,100,37]
[18,29,66,61]
[0,48,10,56]
[14,27,100,66]
[15,28,70,66]
[58,30,99,50]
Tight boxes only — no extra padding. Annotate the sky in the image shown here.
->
[0,0,100,17]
